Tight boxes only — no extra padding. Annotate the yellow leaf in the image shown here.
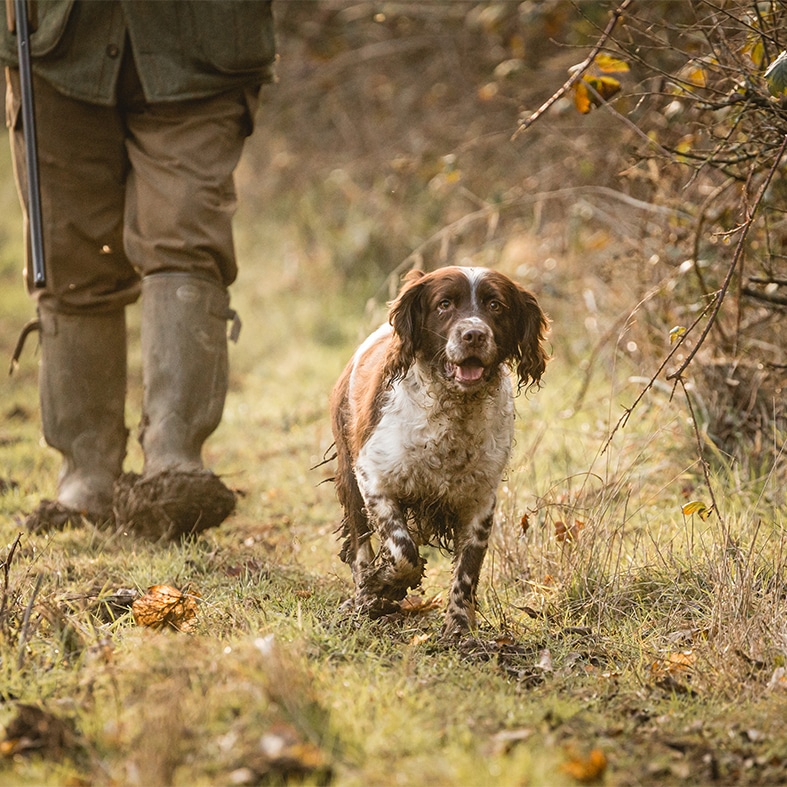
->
[743,37,765,68]
[561,748,607,783]
[573,80,592,114]
[681,501,712,520]
[669,325,686,344]
[583,75,622,104]
[687,67,707,87]
[594,53,630,73]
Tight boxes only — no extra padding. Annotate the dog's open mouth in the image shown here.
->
[446,359,486,385]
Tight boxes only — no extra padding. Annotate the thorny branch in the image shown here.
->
[511,0,634,140]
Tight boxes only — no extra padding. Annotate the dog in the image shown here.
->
[330,266,549,638]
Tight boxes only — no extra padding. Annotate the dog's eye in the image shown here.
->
[437,298,452,312]
[488,299,503,313]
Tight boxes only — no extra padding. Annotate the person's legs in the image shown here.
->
[113,61,259,538]
[6,69,137,526]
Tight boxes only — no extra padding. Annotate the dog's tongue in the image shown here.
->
[456,362,484,383]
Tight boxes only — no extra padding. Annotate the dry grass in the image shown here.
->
[2,189,786,783]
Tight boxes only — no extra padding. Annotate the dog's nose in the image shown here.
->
[462,328,487,346]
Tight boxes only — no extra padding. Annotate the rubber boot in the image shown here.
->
[26,306,127,531]
[113,273,236,540]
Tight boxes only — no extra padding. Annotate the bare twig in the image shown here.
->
[678,377,723,528]
[600,296,717,456]
[742,286,787,307]
[512,0,634,140]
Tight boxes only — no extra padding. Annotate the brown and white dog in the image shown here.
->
[331,266,549,638]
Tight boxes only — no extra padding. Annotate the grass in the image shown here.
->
[1,130,787,787]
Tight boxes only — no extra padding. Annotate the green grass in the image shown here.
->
[1,134,787,787]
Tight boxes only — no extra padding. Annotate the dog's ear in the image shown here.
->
[511,285,550,391]
[384,269,427,382]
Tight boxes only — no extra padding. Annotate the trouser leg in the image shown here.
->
[110,69,258,540]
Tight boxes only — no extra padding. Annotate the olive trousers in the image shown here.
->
[5,50,260,313]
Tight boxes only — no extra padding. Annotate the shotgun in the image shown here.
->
[8,0,46,288]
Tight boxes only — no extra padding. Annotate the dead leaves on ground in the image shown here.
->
[132,584,199,632]
[229,723,332,786]
[0,704,83,761]
[561,748,608,783]
[650,650,697,695]
[399,594,441,616]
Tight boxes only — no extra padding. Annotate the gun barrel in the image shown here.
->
[14,0,46,289]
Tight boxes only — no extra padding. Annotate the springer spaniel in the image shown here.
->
[331,266,549,638]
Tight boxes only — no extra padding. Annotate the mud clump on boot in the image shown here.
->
[24,500,97,533]
[113,470,235,540]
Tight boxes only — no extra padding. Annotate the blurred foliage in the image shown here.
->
[241,0,617,281]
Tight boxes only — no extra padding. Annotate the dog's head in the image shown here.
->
[384,266,549,392]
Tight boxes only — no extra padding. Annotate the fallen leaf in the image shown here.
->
[651,650,696,678]
[561,748,607,783]
[399,594,442,615]
[132,584,199,632]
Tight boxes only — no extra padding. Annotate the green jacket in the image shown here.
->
[0,0,276,105]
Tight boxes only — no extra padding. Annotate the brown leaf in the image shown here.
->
[399,594,442,615]
[650,650,696,679]
[0,704,81,760]
[132,584,199,632]
[555,520,585,543]
[561,748,607,783]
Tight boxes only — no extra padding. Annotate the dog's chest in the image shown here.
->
[356,376,514,503]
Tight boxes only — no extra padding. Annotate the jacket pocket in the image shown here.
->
[190,1,276,75]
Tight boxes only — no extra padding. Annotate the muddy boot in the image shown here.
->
[26,306,128,532]
[113,273,236,540]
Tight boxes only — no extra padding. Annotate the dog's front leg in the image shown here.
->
[442,508,495,639]
[355,494,425,611]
